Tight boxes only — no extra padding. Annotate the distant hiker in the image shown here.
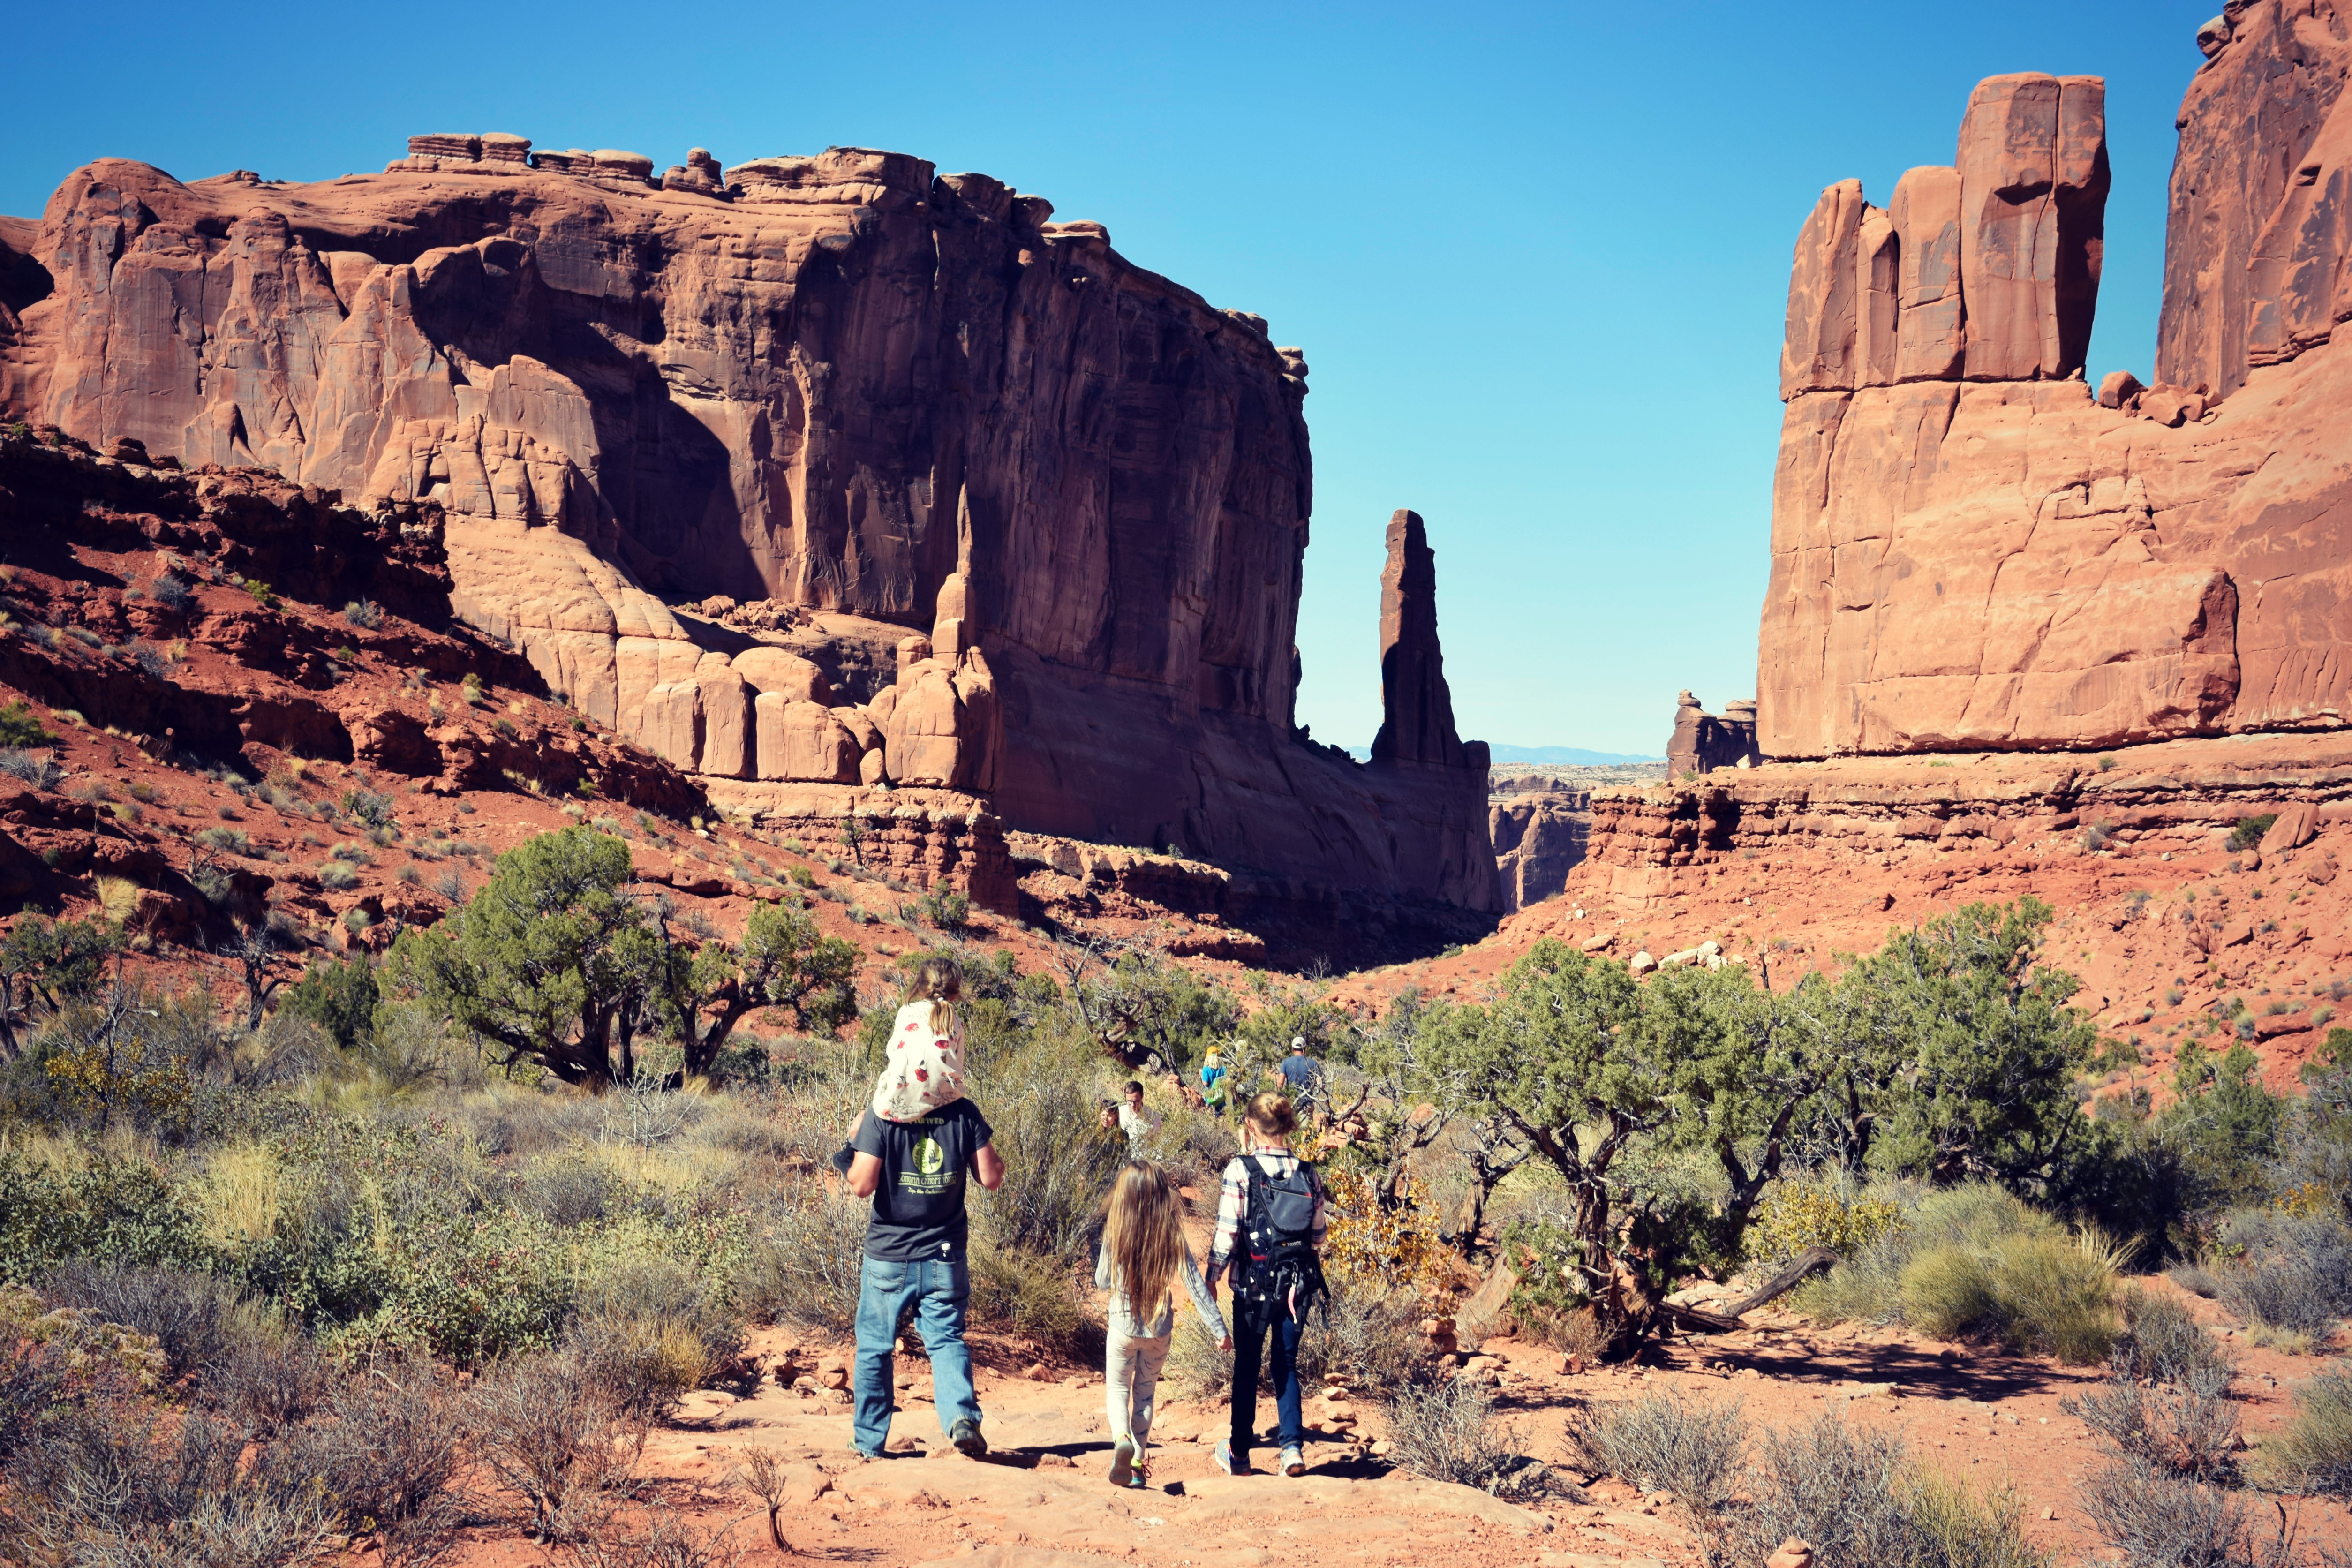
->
[844,957,1004,1460]
[1206,1091,1328,1478]
[1116,1080,1160,1152]
[1097,1098,1121,1133]
[1095,1161,1230,1488]
[872,957,967,1122]
[1199,1046,1229,1118]
[1274,1035,1320,1112]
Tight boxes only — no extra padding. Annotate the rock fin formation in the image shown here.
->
[1758,23,2352,760]
[0,140,1498,944]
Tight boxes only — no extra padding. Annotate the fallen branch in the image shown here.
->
[1662,1247,1839,1335]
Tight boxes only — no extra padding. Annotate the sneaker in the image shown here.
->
[1128,1467,1150,1489]
[1214,1440,1249,1476]
[1279,1445,1305,1478]
[950,1418,987,1457]
[1108,1434,1136,1487]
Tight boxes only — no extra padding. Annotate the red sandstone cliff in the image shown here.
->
[0,140,1495,927]
[1759,8,2352,760]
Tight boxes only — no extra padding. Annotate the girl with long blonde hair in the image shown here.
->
[1095,1161,1229,1488]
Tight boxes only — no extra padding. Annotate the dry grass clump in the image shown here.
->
[2081,1458,2294,1568]
[569,1256,745,1421]
[468,1348,647,1545]
[1560,1403,2047,1568]
[2256,1364,2352,1497]
[736,1185,867,1334]
[969,1239,1089,1354]
[2210,1211,2352,1353]
[256,1359,469,1567]
[1384,1372,1535,1496]
[2063,1286,2241,1484]
[1565,1386,1746,1512]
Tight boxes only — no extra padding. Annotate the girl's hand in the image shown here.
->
[1217,1335,1234,1352]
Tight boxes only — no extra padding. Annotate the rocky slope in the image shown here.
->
[0,137,1495,948]
[1760,7,2352,759]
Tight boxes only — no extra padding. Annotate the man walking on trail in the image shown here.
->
[1274,1036,1319,1108]
[845,1087,1004,1458]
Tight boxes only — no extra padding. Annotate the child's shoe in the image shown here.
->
[1214,1440,1248,1476]
[1279,1444,1305,1477]
[1108,1434,1135,1487]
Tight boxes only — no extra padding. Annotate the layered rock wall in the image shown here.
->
[1759,23,2352,760]
[0,140,1497,925]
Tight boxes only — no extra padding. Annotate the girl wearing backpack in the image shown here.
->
[1205,1092,1327,1478]
[1095,1162,1230,1488]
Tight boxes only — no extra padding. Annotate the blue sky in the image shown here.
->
[1,1,2220,756]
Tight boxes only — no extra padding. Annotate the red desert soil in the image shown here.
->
[413,1275,2352,1568]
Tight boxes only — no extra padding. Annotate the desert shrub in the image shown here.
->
[1172,1270,1422,1396]
[0,1282,171,1470]
[0,700,57,747]
[2116,1286,2233,1387]
[149,574,193,613]
[255,1358,467,1567]
[2256,1364,2352,1497]
[3,1401,339,1568]
[195,825,251,855]
[736,1185,867,1333]
[1722,1413,1921,1568]
[2168,1264,2222,1299]
[1748,1177,1907,1265]
[568,1255,744,1419]
[316,861,359,890]
[468,1348,645,1544]
[231,1121,572,1366]
[343,599,382,630]
[521,1154,632,1229]
[206,1317,329,1429]
[2210,1209,2352,1347]
[0,746,64,788]
[2082,1458,2293,1568]
[1565,1386,1746,1510]
[917,886,971,933]
[1901,1469,2056,1568]
[969,1033,1129,1263]
[1384,1372,1529,1494]
[31,1262,268,1385]
[968,1238,1088,1352]
[2063,1349,2240,1479]
[2228,815,2277,853]
[0,1150,213,1278]
[1804,1184,2121,1363]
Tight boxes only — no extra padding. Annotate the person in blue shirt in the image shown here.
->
[1274,1037,1319,1107]
[1199,1046,1229,1118]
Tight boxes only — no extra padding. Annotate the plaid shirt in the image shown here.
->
[1206,1146,1327,1283]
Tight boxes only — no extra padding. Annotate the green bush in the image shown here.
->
[1802,1184,2122,1364]
[278,956,379,1052]
[0,1150,213,1278]
[2227,814,2277,852]
[0,701,57,748]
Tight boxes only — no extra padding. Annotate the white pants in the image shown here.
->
[1105,1331,1173,1445]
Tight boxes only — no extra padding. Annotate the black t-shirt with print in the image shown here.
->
[850,1100,995,1261]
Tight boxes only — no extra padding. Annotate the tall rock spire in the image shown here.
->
[1371,507,1467,768]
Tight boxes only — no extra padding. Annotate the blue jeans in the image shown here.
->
[852,1255,980,1455]
[1229,1307,1305,1458]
